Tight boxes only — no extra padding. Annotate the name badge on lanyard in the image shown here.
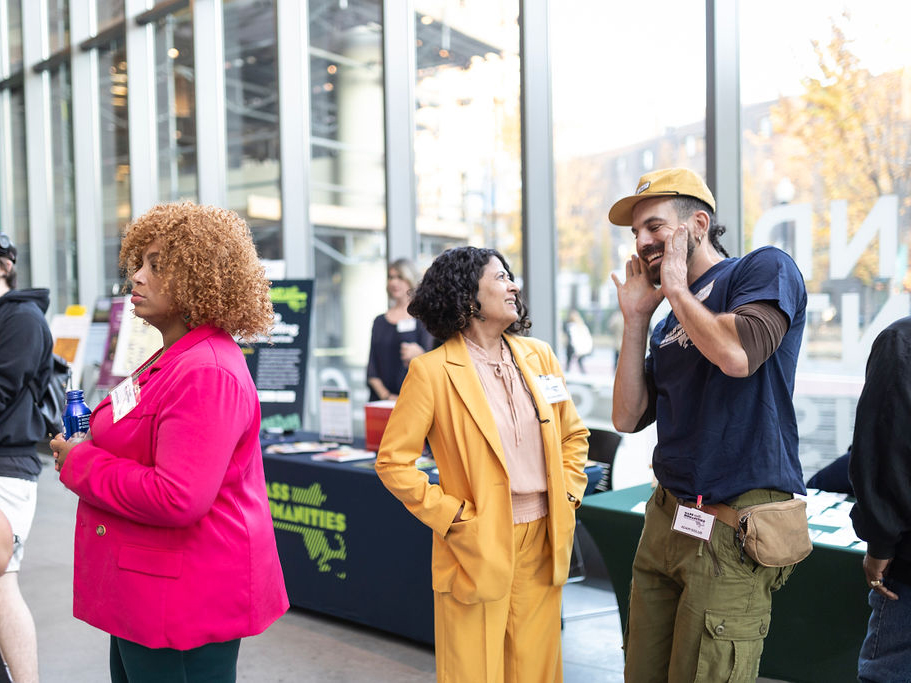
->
[396,318,417,333]
[672,504,716,542]
[110,376,141,423]
[534,374,570,404]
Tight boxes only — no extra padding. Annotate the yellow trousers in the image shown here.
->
[433,516,564,683]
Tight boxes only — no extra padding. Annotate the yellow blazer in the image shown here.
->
[376,333,590,604]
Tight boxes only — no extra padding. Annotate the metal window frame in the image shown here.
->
[22,0,54,295]
[382,0,416,265]
[277,0,313,277]
[520,0,557,347]
[70,0,106,306]
[706,0,742,256]
[126,0,158,216]
[193,0,226,207]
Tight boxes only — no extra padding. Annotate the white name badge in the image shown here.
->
[535,374,571,404]
[672,504,716,542]
[110,376,141,423]
[396,318,417,333]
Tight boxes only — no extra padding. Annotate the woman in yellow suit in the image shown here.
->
[376,247,589,683]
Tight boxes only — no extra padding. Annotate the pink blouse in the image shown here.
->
[463,334,548,523]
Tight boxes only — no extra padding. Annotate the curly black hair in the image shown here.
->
[673,196,730,258]
[408,247,531,341]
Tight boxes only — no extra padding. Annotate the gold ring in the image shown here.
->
[870,579,883,588]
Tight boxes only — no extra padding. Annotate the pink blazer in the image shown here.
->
[60,325,289,650]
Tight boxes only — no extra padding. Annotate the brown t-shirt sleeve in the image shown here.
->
[733,301,789,376]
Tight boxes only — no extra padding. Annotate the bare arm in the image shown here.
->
[660,227,749,377]
[611,254,664,432]
[367,376,395,401]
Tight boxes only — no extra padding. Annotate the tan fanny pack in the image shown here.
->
[711,498,813,568]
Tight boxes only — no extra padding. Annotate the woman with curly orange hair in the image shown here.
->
[50,203,288,682]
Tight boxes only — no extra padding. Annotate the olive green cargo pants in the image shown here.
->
[623,485,796,683]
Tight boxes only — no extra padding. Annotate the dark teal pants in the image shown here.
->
[109,636,240,683]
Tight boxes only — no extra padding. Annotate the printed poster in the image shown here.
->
[244,280,313,433]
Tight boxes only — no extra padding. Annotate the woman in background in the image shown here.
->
[376,246,589,683]
[366,258,433,401]
[50,203,288,683]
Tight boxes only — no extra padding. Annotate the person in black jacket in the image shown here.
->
[849,316,911,682]
[0,234,51,683]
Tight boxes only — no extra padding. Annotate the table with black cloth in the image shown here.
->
[262,433,603,644]
[576,484,870,683]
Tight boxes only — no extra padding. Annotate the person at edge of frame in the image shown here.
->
[609,167,807,682]
[849,315,911,682]
[0,233,51,683]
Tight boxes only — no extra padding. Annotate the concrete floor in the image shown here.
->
[19,457,627,682]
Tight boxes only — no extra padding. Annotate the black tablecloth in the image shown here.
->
[263,433,603,644]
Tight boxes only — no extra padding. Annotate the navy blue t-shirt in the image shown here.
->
[644,246,807,503]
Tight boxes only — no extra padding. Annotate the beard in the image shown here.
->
[643,232,698,285]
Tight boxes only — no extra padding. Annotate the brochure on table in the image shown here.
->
[319,388,354,444]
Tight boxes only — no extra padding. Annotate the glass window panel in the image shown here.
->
[307,0,386,432]
[50,65,78,308]
[413,1,522,275]
[47,0,70,53]
[223,0,280,259]
[98,37,130,294]
[96,0,124,29]
[551,2,706,435]
[6,0,23,74]
[740,3,911,475]
[155,7,196,202]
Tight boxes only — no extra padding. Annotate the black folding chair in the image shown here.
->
[567,428,622,582]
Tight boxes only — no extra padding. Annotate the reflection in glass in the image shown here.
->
[413,1,523,275]
[98,37,131,294]
[8,88,30,285]
[155,8,197,202]
[96,0,124,29]
[223,0,281,258]
[308,0,387,431]
[48,0,70,53]
[50,66,78,307]
[6,0,23,74]
[551,1,706,431]
[740,3,911,472]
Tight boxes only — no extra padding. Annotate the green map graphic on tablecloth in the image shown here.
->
[267,481,348,579]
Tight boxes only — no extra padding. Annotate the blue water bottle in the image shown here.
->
[63,390,92,440]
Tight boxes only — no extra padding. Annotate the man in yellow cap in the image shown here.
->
[609,168,808,681]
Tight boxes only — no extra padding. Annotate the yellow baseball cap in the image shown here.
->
[608,168,716,226]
